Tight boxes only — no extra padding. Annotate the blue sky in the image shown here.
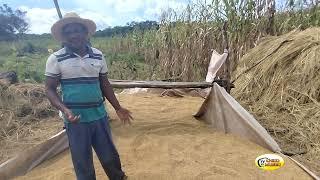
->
[4,0,189,34]
[4,0,287,34]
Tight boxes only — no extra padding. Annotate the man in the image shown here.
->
[45,12,132,180]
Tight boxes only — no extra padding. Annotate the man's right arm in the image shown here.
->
[45,76,79,122]
[45,76,66,112]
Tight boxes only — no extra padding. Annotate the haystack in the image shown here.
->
[233,27,320,175]
[0,83,58,164]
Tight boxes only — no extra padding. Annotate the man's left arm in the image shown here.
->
[99,75,133,124]
[99,76,120,110]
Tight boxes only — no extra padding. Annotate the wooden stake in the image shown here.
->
[222,21,231,93]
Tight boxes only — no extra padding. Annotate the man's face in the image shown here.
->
[62,23,88,50]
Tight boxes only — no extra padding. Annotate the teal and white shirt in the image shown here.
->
[45,46,108,123]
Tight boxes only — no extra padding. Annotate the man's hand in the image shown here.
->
[116,107,133,125]
[63,108,80,123]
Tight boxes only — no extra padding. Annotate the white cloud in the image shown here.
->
[144,1,188,20]
[74,9,115,30]
[109,0,145,13]
[19,6,59,34]
[75,0,146,13]
[76,0,188,18]
[132,16,146,22]
[18,6,114,34]
[110,0,187,14]
[18,1,190,34]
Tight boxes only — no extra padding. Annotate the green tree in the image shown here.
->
[0,4,28,41]
[95,21,159,37]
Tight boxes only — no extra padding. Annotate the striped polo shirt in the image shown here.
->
[45,46,108,123]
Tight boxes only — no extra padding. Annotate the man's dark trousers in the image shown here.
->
[65,117,125,180]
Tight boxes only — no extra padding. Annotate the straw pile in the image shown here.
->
[232,27,320,175]
[0,83,56,129]
[0,83,60,164]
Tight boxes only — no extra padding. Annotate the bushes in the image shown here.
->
[0,54,47,83]
[15,41,50,56]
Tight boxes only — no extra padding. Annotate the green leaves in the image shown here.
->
[0,4,28,41]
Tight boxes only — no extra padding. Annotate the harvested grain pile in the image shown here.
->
[14,94,311,179]
[232,27,320,175]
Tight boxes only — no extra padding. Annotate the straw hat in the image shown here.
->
[51,12,96,42]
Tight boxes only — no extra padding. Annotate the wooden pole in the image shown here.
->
[53,0,62,19]
[221,21,231,93]
[266,0,276,35]
[109,80,214,89]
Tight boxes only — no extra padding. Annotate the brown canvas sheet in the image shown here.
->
[0,130,68,180]
[194,83,281,152]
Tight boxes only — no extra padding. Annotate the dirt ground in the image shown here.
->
[11,93,312,180]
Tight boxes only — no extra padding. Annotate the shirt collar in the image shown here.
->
[64,44,94,57]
